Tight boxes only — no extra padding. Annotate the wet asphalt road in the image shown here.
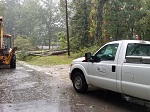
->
[0,63,150,112]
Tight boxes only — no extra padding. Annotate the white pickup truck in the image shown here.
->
[70,40,150,101]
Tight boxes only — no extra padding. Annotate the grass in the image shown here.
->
[24,55,75,66]
[17,49,91,66]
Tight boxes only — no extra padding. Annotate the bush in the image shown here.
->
[17,50,39,61]
[70,45,101,58]
[17,51,29,61]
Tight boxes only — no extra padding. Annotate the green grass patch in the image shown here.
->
[24,55,74,66]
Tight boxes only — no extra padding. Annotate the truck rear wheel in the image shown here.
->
[10,55,16,69]
[72,72,88,93]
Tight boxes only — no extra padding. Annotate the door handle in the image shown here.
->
[112,65,116,72]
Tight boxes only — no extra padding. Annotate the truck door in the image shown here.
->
[122,43,150,100]
[87,43,119,92]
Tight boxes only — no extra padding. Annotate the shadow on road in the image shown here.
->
[81,87,150,112]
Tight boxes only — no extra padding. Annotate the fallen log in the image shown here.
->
[49,50,68,55]
[28,50,68,56]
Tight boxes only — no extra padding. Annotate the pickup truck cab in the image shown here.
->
[70,40,150,101]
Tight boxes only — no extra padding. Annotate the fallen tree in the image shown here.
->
[28,50,68,56]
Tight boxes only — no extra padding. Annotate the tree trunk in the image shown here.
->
[83,0,89,46]
[97,0,108,43]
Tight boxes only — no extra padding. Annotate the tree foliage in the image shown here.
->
[58,32,67,49]
[14,35,35,51]
[135,0,150,40]
[70,0,91,50]
[1,0,150,53]
[68,0,150,52]
[69,0,108,51]
[103,0,143,41]
[0,1,5,16]
[3,0,65,49]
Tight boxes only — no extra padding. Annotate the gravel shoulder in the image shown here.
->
[18,61,71,81]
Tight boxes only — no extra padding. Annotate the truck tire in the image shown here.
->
[72,72,88,93]
[10,55,16,69]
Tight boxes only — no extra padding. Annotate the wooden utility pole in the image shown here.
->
[65,0,70,56]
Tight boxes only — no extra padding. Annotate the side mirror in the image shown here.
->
[85,52,91,62]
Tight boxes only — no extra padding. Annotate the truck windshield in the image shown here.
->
[126,43,150,56]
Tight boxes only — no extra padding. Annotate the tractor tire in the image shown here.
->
[10,55,16,69]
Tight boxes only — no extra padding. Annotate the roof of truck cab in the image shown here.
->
[107,40,150,44]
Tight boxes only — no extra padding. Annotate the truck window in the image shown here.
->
[95,44,119,62]
[126,43,150,56]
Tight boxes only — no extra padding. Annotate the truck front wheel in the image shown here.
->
[10,55,16,69]
[72,72,88,93]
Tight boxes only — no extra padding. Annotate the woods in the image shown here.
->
[0,0,149,54]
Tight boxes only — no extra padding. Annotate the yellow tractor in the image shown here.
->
[0,16,17,68]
